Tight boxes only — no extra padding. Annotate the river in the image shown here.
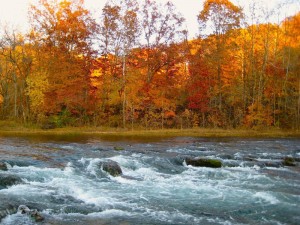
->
[0,136,299,225]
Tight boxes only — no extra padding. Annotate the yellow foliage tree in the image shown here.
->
[26,70,49,122]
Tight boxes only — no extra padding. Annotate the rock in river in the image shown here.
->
[185,158,222,168]
[100,160,123,177]
[0,174,23,189]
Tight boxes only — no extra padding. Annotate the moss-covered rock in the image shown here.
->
[283,157,296,166]
[101,160,123,177]
[185,158,222,168]
[114,146,125,151]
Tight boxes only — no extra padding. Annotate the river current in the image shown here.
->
[0,136,299,225]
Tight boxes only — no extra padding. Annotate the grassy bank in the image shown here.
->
[0,120,299,139]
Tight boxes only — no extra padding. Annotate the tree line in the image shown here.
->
[0,0,299,129]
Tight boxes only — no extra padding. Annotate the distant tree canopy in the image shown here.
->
[0,0,299,129]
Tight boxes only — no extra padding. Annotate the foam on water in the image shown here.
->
[167,147,213,154]
[0,183,55,197]
[0,156,287,206]
[253,192,280,204]
[88,209,134,218]
[1,214,35,225]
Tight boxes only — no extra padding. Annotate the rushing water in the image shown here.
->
[0,136,299,225]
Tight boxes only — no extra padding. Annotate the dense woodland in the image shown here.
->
[0,0,299,129]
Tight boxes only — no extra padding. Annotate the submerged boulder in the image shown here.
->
[62,204,99,215]
[0,162,8,171]
[257,161,283,168]
[185,158,222,168]
[0,175,23,189]
[121,175,143,181]
[218,154,234,160]
[100,160,123,177]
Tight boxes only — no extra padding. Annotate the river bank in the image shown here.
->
[0,121,299,139]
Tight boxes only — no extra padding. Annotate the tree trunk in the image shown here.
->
[122,55,126,128]
[13,74,18,119]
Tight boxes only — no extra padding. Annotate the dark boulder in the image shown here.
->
[100,160,122,177]
[185,158,222,168]
[0,162,8,171]
[0,175,23,189]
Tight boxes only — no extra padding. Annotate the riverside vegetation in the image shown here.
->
[0,120,300,139]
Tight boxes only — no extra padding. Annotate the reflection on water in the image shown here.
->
[0,136,299,225]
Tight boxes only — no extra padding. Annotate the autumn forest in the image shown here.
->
[0,0,299,130]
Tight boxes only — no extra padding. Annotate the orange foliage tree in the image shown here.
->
[28,0,97,125]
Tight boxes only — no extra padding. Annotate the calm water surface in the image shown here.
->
[0,135,299,225]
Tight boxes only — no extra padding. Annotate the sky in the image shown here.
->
[0,0,299,39]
